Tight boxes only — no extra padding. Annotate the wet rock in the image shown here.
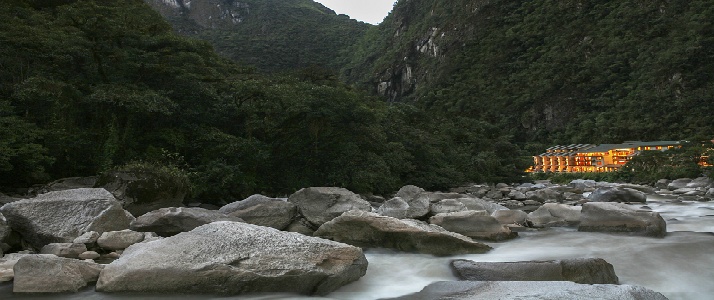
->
[130,207,243,236]
[429,211,516,241]
[383,281,668,300]
[13,254,103,293]
[314,210,491,256]
[588,187,646,203]
[451,258,618,284]
[40,243,87,259]
[431,199,467,215]
[288,187,372,228]
[97,230,145,250]
[96,222,367,295]
[0,188,134,249]
[579,202,666,237]
[527,204,581,227]
[219,195,295,230]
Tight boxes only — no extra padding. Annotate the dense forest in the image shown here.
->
[343,0,714,147]
[144,0,370,72]
[0,0,526,204]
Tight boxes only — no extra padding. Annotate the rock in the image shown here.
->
[527,204,582,227]
[79,251,100,260]
[30,176,98,195]
[0,212,9,243]
[73,231,100,245]
[285,217,315,236]
[526,188,564,203]
[130,207,243,236]
[288,187,372,228]
[393,186,432,219]
[451,258,618,284]
[96,222,367,295]
[383,281,668,300]
[96,169,188,217]
[429,211,516,241]
[394,185,425,200]
[97,230,145,250]
[616,183,656,195]
[579,202,667,237]
[507,190,527,200]
[0,188,134,249]
[430,199,467,215]
[314,210,491,256]
[501,200,524,209]
[1,253,36,282]
[655,179,671,190]
[40,243,87,259]
[588,187,646,203]
[457,197,509,214]
[13,254,103,293]
[668,178,692,190]
[220,195,296,230]
[0,193,21,206]
[376,197,410,218]
[686,177,712,188]
[569,179,597,190]
[491,210,528,225]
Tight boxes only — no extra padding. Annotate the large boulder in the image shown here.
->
[430,199,467,215]
[1,253,35,282]
[40,243,87,259]
[130,207,243,236]
[491,210,528,225]
[588,187,647,203]
[686,177,712,188]
[13,254,104,293]
[526,188,564,203]
[384,281,668,300]
[96,169,189,217]
[668,178,692,190]
[314,210,492,256]
[0,212,9,243]
[393,185,431,218]
[456,197,509,214]
[429,211,517,241]
[0,188,134,249]
[450,258,618,284]
[96,222,367,295]
[288,187,372,228]
[219,195,296,230]
[527,203,582,227]
[376,197,411,219]
[579,202,667,237]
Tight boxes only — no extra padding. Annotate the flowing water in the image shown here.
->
[2,195,713,299]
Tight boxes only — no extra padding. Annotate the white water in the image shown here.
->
[2,195,713,299]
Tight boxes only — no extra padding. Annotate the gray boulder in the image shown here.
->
[429,211,516,241]
[686,177,712,188]
[588,187,646,203]
[450,258,618,284]
[288,187,372,228]
[314,210,491,256]
[527,204,582,227]
[73,231,100,245]
[569,179,597,190]
[383,281,668,300]
[655,179,670,190]
[40,243,87,259]
[430,199,467,215]
[0,193,21,206]
[526,188,564,203]
[668,178,692,190]
[457,197,509,214]
[579,202,667,237]
[31,176,97,195]
[96,169,188,217]
[0,212,9,243]
[491,210,528,225]
[0,188,134,249]
[12,254,103,293]
[96,222,367,295]
[393,185,431,218]
[376,197,410,219]
[1,253,36,282]
[130,207,243,236]
[394,185,425,200]
[220,195,296,230]
[97,229,145,250]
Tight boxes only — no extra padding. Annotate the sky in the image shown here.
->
[313,0,395,24]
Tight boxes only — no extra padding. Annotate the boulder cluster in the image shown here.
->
[0,175,700,298]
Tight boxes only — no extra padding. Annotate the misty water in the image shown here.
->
[2,195,713,300]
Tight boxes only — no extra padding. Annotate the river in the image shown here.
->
[2,195,713,299]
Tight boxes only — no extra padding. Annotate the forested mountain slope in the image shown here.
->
[0,0,526,202]
[144,0,370,72]
[343,0,714,145]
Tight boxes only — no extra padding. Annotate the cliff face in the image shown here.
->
[344,0,714,143]
[145,0,370,72]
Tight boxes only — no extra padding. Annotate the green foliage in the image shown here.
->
[619,143,708,183]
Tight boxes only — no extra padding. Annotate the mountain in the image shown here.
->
[343,0,714,145]
[144,0,370,72]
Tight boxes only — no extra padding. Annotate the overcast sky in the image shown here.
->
[313,0,395,24]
